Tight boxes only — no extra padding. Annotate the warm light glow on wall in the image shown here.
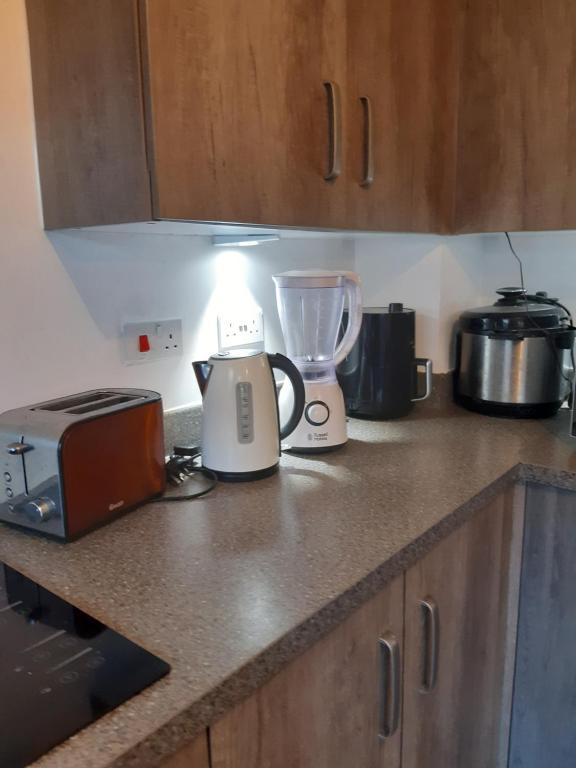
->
[193,249,260,358]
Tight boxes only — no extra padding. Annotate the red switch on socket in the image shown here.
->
[138,334,151,353]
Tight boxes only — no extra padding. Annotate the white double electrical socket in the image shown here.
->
[121,319,183,364]
[217,308,265,351]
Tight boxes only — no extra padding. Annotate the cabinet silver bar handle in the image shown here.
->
[359,96,374,187]
[323,81,342,181]
[421,598,439,692]
[378,633,401,740]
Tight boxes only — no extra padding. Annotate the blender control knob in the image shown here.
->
[23,497,57,524]
[305,401,330,427]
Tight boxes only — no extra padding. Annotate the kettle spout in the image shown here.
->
[192,361,212,396]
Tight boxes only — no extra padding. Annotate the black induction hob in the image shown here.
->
[0,562,170,768]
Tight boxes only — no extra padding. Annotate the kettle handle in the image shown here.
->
[267,353,306,440]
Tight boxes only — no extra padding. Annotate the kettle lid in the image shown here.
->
[209,349,263,361]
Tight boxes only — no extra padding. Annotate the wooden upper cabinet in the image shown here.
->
[455,0,576,232]
[26,0,151,229]
[210,575,404,768]
[402,486,524,768]
[346,0,460,233]
[142,0,348,229]
[28,0,576,232]
[26,0,451,232]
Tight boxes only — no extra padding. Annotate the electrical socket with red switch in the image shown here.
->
[121,319,183,364]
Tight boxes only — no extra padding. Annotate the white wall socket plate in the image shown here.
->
[122,319,183,364]
[217,308,264,351]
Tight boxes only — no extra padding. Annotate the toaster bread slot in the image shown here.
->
[34,392,118,412]
[66,395,142,415]
[32,392,143,415]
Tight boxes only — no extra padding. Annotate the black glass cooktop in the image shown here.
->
[0,563,170,768]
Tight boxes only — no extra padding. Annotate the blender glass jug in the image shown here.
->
[273,271,363,382]
[273,270,363,453]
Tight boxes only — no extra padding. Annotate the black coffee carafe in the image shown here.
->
[337,304,432,419]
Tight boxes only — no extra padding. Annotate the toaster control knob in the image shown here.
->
[23,498,57,524]
[305,401,330,427]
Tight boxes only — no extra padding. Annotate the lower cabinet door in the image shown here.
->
[161,731,210,768]
[210,576,404,768]
[509,484,576,768]
[402,486,524,768]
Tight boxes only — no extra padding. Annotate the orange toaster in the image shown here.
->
[0,389,166,540]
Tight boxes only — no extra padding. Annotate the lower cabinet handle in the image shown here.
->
[379,633,400,740]
[323,81,342,181]
[359,96,374,187]
[421,598,439,692]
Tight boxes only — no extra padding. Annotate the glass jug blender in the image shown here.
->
[273,270,362,452]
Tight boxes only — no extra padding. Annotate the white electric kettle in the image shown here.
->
[193,350,305,481]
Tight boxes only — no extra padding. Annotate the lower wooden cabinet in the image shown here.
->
[402,485,524,768]
[167,486,526,768]
[161,731,210,768]
[509,484,576,768]
[210,576,403,768]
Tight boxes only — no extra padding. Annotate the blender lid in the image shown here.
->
[459,287,571,333]
[273,270,348,288]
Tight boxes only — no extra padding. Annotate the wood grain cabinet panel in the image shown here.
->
[26,0,151,229]
[25,0,576,232]
[142,0,348,229]
[160,731,210,768]
[509,484,576,768]
[455,0,576,232]
[209,576,404,768]
[346,0,460,233]
[402,485,524,768]
[26,0,453,232]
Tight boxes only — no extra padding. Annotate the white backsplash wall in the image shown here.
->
[4,0,576,413]
[0,0,355,412]
[354,232,576,372]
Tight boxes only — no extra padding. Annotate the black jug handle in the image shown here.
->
[412,358,433,402]
[267,353,306,440]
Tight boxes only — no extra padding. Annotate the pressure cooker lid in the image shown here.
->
[459,288,571,333]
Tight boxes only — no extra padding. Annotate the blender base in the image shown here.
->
[284,442,346,455]
[279,379,348,453]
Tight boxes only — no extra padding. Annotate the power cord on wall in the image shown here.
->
[505,232,526,292]
[504,232,576,392]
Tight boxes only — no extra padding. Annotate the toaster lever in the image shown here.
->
[6,442,34,455]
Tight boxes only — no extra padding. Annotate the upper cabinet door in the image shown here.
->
[143,0,347,228]
[402,486,524,768]
[26,0,152,229]
[210,575,404,768]
[455,0,576,232]
[346,0,460,233]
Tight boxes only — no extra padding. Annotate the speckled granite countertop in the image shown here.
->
[2,399,576,768]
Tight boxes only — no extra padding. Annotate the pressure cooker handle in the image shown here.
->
[412,358,433,402]
[267,353,306,440]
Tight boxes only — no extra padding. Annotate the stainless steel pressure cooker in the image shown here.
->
[454,288,575,418]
